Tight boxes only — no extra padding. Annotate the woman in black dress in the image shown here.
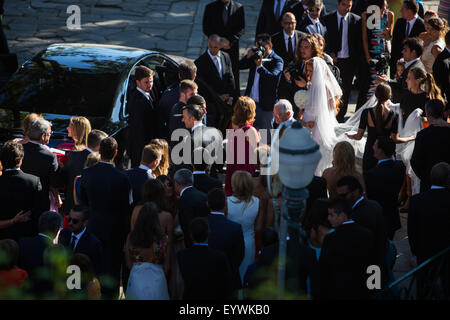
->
[347,84,415,175]
[396,67,444,210]
[402,67,444,123]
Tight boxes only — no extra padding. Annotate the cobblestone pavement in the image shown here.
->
[3,0,438,89]
[2,0,440,296]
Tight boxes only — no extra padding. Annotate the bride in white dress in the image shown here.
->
[295,57,423,187]
[300,57,343,175]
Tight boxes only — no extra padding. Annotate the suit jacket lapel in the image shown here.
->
[333,12,339,37]
[207,52,222,79]
[220,53,227,75]
[411,18,422,36]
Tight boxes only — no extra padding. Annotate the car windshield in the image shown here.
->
[0,53,122,117]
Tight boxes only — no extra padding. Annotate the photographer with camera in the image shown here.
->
[239,33,284,132]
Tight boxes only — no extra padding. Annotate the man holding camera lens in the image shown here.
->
[239,33,284,132]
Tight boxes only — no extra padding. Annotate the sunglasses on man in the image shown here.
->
[67,217,81,224]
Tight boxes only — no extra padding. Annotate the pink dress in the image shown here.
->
[225,124,257,196]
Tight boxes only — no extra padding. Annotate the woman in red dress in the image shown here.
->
[225,96,260,196]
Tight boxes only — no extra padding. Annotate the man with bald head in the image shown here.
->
[195,34,235,106]
[203,0,245,96]
[272,12,307,66]
[272,13,306,103]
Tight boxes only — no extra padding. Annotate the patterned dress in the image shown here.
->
[366,11,391,100]
[126,238,170,300]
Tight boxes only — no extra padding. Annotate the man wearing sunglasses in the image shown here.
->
[58,205,103,276]
[298,0,327,36]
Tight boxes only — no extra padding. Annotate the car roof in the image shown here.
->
[35,43,155,73]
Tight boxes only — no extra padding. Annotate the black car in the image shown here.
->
[0,43,231,169]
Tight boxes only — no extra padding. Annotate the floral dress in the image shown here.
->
[126,238,170,300]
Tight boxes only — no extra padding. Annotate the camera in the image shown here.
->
[370,56,388,75]
[286,63,303,81]
[251,40,267,60]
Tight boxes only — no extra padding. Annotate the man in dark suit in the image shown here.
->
[411,100,450,192]
[125,144,161,206]
[18,211,62,282]
[195,34,235,106]
[126,66,157,168]
[58,205,104,275]
[408,162,450,299]
[322,0,362,122]
[58,129,108,215]
[366,137,405,240]
[336,176,389,285]
[21,119,59,229]
[272,13,306,66]
[379,37,425,103]
[173,169,210,248]
[168,80,198,147]
[177,217,232,299]
[192,147,222,194]
[408,162,450,264]
[156,61,197,141]
[390,0,425,79]
[272,13,306,104]
[256,0,300,36]
[206,188,245,294]
[0,141,40,240]
[203,0,245,95]
[298,0,327,36]
[432,31,450,107]
[319,198,376,300]
[239,33,284,131]
[79,137,132,298]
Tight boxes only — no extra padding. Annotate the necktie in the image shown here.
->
[316,22,321,34]
[69,235,77,250]
[275,0,281,20]
[215,56,222,79]
[287,36,294,59]
[222,4,229,25]
[405,21,410,37]
[337,16,343,53]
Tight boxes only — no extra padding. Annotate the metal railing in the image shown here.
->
[377,245,450,300]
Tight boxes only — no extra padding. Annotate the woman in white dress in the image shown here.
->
[300,56,343,175]
[227,171,263,284]
[421,17,447,73]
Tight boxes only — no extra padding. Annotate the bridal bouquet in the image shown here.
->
[294,90,308,109]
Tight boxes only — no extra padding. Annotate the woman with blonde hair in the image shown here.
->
[225,96,260,196]
[149,138,169,177]
[322,141,366,198]
[227,171,263,284]
[67,116,91,151]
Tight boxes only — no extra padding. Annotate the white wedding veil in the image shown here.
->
[334,94,423,194]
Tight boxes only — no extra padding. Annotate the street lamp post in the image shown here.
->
[268,121,321,298]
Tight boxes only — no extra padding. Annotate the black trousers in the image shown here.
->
[336,58,357,122]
